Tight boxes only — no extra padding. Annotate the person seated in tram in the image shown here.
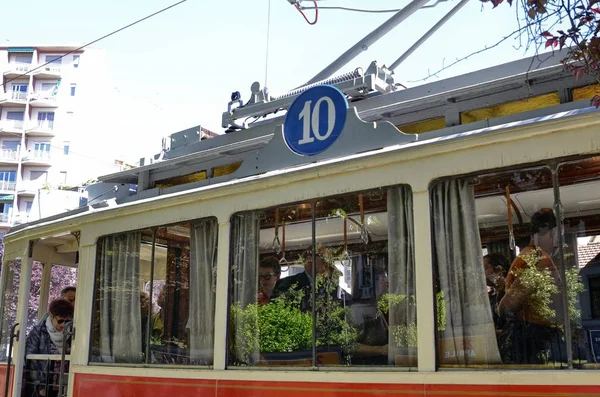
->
[497,208,564,365]
[151,286,166,341]
[257,256,281,304]
[60,286,76,306]
[483,252,510,334]
[271,246,347,312]
[25,298,74,397]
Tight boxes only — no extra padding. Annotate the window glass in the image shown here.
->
[90,218,217,365]
[228,185,416,368]
[70,85,76,97]
[72,55,80,68]
[44,55,62,64]
[0,259,21,362]
[2,141,19,151]
[557,156,600,369]
[431,168,568,369]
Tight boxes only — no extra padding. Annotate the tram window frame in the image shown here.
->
[429,154,600,370]
[227,184,417,370]
[89,216,218,367]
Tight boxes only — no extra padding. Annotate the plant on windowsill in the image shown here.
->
[229,274,359,366]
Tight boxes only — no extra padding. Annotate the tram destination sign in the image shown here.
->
[283,84,348,156]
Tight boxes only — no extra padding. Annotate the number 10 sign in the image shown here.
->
[283,85,348,156]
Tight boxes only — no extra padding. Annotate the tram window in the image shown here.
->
[48,265,77,303]
[431,167,571,369]
[228,185,416,369]
[0,259,21,362]
[558,156,600,369]
[90,217,217,366]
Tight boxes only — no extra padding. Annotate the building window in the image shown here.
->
[44,55,62,64]
[6,112,24,121]
[2,141,19,151]
[25,201,33,214]
[37,112,55,130]
[63,142,70,155]
[11,84,27,100]
[41,82,56,92]
[70,84,76,97]
[73,55,80,68]
[0,171,16,191]
[60,171,67,184]
[29,171,48,183]
[13,55,32,64]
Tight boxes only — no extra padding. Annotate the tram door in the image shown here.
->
[0,256,23,397]
[0,235,79,397]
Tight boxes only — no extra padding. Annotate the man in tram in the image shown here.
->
[497,208,565,365]
[257,256,281,304]
[271,246,347,312]
[60,286,76,306]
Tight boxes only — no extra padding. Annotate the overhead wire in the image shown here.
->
[0,0,189,89]
[0,0,191,168]
[295,0,319,24]
[297,0,450,14]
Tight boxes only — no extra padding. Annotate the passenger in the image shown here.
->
[60,286,76,305]
[25,299,74,397]
[257,256,281,304]
[497,208,564,365]
[140,292,151,346]
[355,272,390,363]
[151,286,166,341]
[271,246,336,312]
[483,252,510,333]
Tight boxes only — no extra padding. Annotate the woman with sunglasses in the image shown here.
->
[25,298,74,397]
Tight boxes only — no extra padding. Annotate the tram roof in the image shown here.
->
[6,49,600,237]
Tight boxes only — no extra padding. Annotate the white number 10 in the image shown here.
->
[298,96,336,144]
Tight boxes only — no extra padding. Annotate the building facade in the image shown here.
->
[0,45,122,234]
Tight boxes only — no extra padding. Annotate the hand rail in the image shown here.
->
[4,323,18,397]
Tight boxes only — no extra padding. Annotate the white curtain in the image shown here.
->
[431,179,501,366]
[387,185,417,366]
[230,212,260,363]
[188,218,218,364]
[98,232,143,363]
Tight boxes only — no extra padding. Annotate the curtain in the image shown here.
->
[230,212,260,363]
[188,218,218,364]
[432,179,501,366]
[387,185,417,366]
[98,232,143,363]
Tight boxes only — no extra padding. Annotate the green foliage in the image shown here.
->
[436,290,446,332]
[229,289,312,364]
[314,273,358,360]
[566,267,586,327]
[229,275,359,365]
[391,324,418,348]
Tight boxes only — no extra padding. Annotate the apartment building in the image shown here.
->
[0,45,121,235]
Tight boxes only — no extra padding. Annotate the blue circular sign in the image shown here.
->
[283,85,348,156]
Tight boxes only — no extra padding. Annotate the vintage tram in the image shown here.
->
[0,49,600,396]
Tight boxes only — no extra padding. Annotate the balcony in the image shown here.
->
[0,120,24,133]
[0,150,19,163]
[22,151,51,166]
[32,65,61,79]
[3,63,31,79]
[0,181,16,192]
[26,120,55,136]
[0,91,27,107]
[29,92,58,108]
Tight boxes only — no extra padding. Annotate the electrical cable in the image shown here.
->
[298,0,449,14]
[0,0,189,89]
[295,0,319,25]
[265,0,272,87]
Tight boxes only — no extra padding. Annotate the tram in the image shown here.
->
[1,48,600,397]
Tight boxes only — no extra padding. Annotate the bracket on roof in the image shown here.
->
[222,61,399,132]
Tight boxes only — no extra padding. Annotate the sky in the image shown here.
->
[2,0,538,163]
